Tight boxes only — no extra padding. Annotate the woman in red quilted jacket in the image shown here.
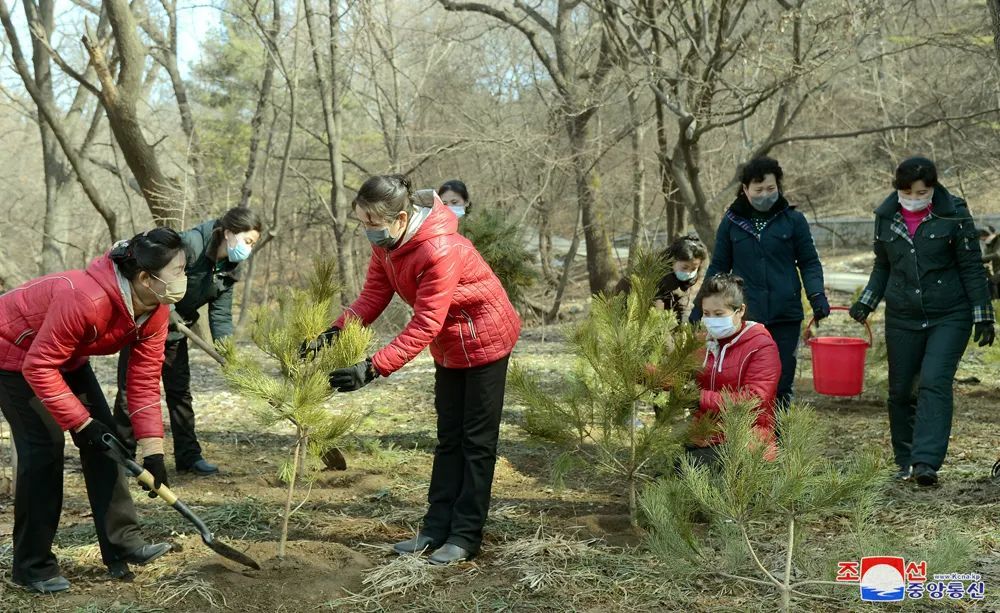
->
[687,273,781,468]
[312,174,520,564]
[0,229,185,593]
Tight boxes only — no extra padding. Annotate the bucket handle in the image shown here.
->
[802,306,873,346]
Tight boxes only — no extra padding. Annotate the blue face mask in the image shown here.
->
[674,268,698,282]
[226,232,253,262]
[365,227,397,248]
[448,205,466,219]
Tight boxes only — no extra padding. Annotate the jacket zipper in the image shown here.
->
[461,310,477,339]
[912,217,931,327]
[14,329,34,345]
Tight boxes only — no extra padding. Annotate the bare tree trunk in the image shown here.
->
[84,0,184,226]
[537,196,556,285]
[0,1,118,239]
[547,204,584,322]
[989,0,1000,63]
[304,0,355,300]
[238,0,280,208]
[626,90,645,273]
[25,0,69,272]
[567,116,617,295]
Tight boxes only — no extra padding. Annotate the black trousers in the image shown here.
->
[114,337,203,468]
[421,355,510,553]
[765,321,802,409]
[0,364,145,583]
[885,321,971,471]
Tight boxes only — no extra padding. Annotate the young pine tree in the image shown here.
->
[510,252,702,525]
[642,398,895,612]
[460,208,536,309]
[217,259,373,557]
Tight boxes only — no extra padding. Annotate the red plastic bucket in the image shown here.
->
[803,307,873,397]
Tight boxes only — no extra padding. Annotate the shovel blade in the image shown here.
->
[205,536,261,570]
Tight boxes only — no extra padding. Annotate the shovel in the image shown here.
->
[102,433,261,570]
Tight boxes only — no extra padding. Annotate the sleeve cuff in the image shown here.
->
[137,437,165,459]
[973,304,995,324]
[859,289,880,309]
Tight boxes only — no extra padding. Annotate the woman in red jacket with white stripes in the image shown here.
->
[311,174,520,564]
[0,229,185,593]
[688,273,781,468]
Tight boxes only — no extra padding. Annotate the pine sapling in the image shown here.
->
[510,252,702,524]
[217,259,373,557]
[643,398,891,611]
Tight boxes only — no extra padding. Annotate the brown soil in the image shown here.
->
[563,513,644,548]
[197,540,372,610]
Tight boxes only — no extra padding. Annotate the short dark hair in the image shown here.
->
[700,273,745,310]
[219,207,263,235]
[666,233,707,263]
[352,174,413,221]
[893,157,938,190]
[737,157,784,196]
[109,228,184,281]
[437,180,469,204]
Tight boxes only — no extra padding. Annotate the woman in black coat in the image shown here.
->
[850,157,994,486]
[694,157,829,410]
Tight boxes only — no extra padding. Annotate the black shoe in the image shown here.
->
[392,534,442,555]
[428,543,472,565]
[107,562,135,581]
[178,458,219,476]
[912,463,938,487]
[15,575,70,594]
[124,542,172,565]
[894,465,911,481]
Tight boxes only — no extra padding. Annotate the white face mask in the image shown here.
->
[448,205,466,219]
[898,191,932,212]
[674,268,698,282]
[703,315,738,339]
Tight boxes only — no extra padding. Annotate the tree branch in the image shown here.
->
[437,0,570,98]
[27,22,101,96]
[762,107,1000,151]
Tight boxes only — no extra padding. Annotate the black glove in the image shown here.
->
[974,321,996,347]
[848,301,872,324]
[809,293,831,322]
[140,454,169,499]
[299,326,340,360]
[70,419,115,452]
[329,358,378,392]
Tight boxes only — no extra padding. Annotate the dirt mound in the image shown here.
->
[564,513,644,548]
[197,540,372,610]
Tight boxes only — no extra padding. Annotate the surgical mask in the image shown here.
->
[674,268,698,282]
[147,273,187,305]
[898,192,932,212]
[748,191,780,212]
[225,231,253,262]
[448,205,466,219]
[365,227,397,249]
[703,315,738,339]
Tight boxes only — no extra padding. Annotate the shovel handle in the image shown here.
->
[134,469,179,504]
[101,433,180,505]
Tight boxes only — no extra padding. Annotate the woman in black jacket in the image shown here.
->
[113,207,263,475]
[615,234,707,323]
[850,157,994,486]
[695,157,829,410]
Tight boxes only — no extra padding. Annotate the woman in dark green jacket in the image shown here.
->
[695,157,829,410]
[850,157,994,487]
[114,208,263,475]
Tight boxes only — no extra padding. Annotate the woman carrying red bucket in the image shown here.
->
[849,157,994,487]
